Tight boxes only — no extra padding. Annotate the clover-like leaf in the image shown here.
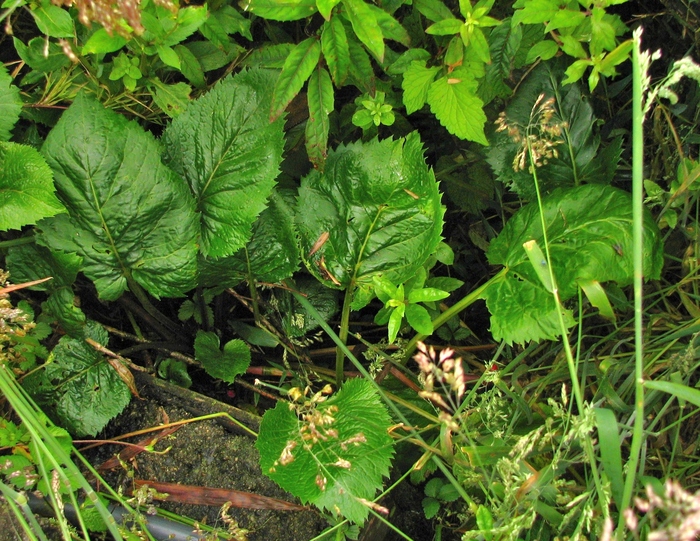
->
[194,330,251,383]
[163,69,285,258]
[257,378,394,524]
[482,184,663,344]
[297,132,444,290]
[39,94,199,301]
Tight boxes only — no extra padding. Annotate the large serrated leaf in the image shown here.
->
[305,66,334,170]
[483,184,663,344]
[486,61,620,198]
[198,189,300,288]
[256,378,394,524]
[33,321,131,436]
[427,71,488,145]
[270,38,321,122]
[7,243,86,336]
[39,94,199,301]
[0,142,65,231]
[0,64,21,141]
[163,69,285,258]
[297,132,444,290]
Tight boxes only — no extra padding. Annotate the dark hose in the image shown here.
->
[27,492,208,541]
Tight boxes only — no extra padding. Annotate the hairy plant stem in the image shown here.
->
[618,28,647,531]
[335,284,355,387]
[402,267,508,363]
[0,235,35,249]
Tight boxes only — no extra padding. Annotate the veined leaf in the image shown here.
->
[297,132,444,289]
[82,28,127,55]
[31,5,73,38]
[239,0,317,20]
[0,142,65,231]
[32,321,131,436]
[413,0,454,23]
[317,0,341,20]
[306,66,334,170]
[368,3,410,47]
[427,71,488,145]
[270,37,321,121]
[194,330,251,383]
[346,37,375,93]
[483,184,663,344]
[257,378,394,524]
[198,190,300,288]
[321,17,350,85]
[174,44,206,88]
[343,0,384,62]
[163,69,285,258]
[425,18,462,36]
[0,64,22,141]
[39,94,199,301]
[402,61,440,115]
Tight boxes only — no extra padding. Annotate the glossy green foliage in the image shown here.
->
[6,244,86,336]
[194,330,251,383]
[0,65,22,141]
[25,322,130,437]
[0,142,65,231]
[163,69,285,258]
[483,184,664,344]
[487,62,622,198]
[198,190,300,288]
[297,132,444,290]
[257,378,394,524]
[39,94,199,301]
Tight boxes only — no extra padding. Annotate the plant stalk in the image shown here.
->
[0,235,36,249]
[618,28,647,530]
[335,284,354,387]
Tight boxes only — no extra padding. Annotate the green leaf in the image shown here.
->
[157,44,181,69]
[414,0,453,23]
[257,378,395,524]
[297,133,444,290]
[149,78,191,117]
[368,3,410,47]
[483,185,664,344]
[194,330,251,383]
[278,276,339,338]
[386,48,431,76]
[42,288,87,337]
[0,142,65,231]
[240,0,317,21]
[317,0,341,20]
[525,39,559,64]
[229,321,279,347]
[321,17,350,85]
[512,0,559,25]
[39,94,199,301]
[242,43,295,69]
[408,287,449,303]
[38,321,131,436]
[346,37,375,93]
[402,61,440,115]
[174,44,206,88]
[405,303,432,335]
[198,189,300,288]
[425,18,462,36]
[644,380,700,409]
[14,37,70,73]
[270,37,321,121]
[306,66,334,171]
[388,303,405,343]
[427,72,488,145]
[163,69,285,258]
[185,41,241,72]
[31,5,73,38]
[422,497,440,519]
[594,407,623,508]
[343,0,384,62]
[82,28,127,55]
[426,276,463,292]
[0,64,22,141]
[579,278,615,322]
[204,5,251,42]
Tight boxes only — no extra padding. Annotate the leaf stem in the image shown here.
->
[0,235,35,249]
[335,284,355,387]
[126,278,182,338]
[402,267,508,363]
